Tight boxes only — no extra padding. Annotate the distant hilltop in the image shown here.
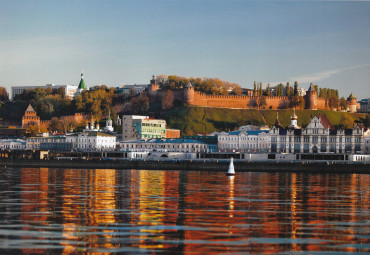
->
[147,75,357,112]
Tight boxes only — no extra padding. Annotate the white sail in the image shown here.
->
[227,157,235,175]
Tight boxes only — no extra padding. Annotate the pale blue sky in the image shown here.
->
[1,0,369,98]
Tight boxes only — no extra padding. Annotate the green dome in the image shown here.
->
[78,73,86,89]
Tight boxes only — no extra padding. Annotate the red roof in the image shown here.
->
[319,115,332,129]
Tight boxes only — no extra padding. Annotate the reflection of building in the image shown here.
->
[270,114,364,153]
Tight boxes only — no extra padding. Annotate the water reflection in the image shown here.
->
[0,168,369,254]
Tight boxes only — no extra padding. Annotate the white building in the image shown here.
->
[364,130,370,154]
[26,135,67,150]
[0,139,26,150]
[66,132,116,151]
[12,72,88,100]
[217,130,270,153]
[12,84,78,100]
[270,114,365,154]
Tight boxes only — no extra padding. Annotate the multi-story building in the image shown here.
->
[270,114,364,154]
[359,98,369,113]
[116,84,148,96]
[26,134,67,150]
[12,72,87,99]
[122,115,150,141]
[119,138,208,153]
[0,139,26,150]
[122,115,178,141]
[66,131,116,151]
[217,129,270,153]
[12,84,78,100]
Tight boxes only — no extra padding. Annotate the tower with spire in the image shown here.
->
[289,108,299,129]
[75,72,87,97]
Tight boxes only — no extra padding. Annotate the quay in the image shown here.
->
[0,158,369,174]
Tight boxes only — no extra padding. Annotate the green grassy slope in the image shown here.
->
[161,106,367,136]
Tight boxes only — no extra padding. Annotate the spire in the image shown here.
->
[78,72,86,90]
[25,104,35,112]
[274,111,281,128]
[290,108,297,120]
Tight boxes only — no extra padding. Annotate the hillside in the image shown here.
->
[160,106,368,136]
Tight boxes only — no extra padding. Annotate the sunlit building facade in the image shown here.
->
[270,115,364,154]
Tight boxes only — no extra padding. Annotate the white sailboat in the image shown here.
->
[226,157,235,176]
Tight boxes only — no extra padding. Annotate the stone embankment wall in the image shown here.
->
[1,159,368,173]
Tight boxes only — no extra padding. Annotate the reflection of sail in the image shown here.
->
[228,176,235,218]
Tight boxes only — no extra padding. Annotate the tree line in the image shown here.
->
[157,75,242,95]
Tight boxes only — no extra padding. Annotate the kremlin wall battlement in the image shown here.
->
[147,76,348,111]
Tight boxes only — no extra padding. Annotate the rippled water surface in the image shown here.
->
[0,168,369,254]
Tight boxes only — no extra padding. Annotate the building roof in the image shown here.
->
[307,83,316,92]
[185,82,193,88]
[81,131,115,137]
[228,130,269,136]
[78,73,86,90]
[25,104,35,112]
[318,115,332,129]
[347,93,355,99]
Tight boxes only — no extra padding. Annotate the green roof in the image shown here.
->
[78,73,86,89]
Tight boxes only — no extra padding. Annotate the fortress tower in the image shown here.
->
[305,84,318,110]
[148,74,159,93]
[347,93,357,113]
[22,104,40,128]
[183,82,194,104]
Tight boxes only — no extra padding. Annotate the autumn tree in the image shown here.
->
[289,95,302,109]
[49,117,64,133]
[74,86,115,121]
[26,124,39,137]
[129,95,149,114]
[340,97,349,111]
[329,96,339,110]
[257,96,267,109]
[0,87,9,102]
[286,82,290,97]
[293,81,298,96]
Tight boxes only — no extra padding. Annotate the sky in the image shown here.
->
[1,0,370,99]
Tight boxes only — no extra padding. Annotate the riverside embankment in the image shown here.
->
[0,159,369,173]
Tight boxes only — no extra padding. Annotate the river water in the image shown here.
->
[0,168,369,254]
